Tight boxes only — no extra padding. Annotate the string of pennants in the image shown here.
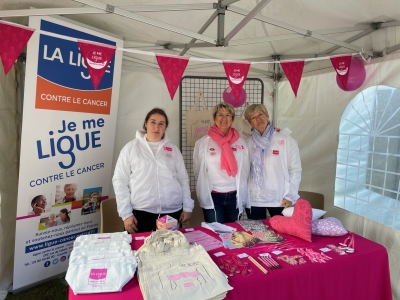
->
[0,19,362,100]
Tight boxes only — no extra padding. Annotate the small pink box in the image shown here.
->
[156,215,178,230]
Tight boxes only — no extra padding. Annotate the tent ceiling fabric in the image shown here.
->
[1,0,400,75]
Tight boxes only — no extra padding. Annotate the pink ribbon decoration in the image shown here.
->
[280,60,305,97]
[77,40,116,89]
[223,61,251,101]
[156,54,189,100]
[330,55,352,89]
[0,21,35,75]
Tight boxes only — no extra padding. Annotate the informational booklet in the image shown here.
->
[219,231,284,249]
[183,230,223,251]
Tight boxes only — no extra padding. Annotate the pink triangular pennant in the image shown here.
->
[156,54,189,100]
[0,21,35,75]
[223,61,251,101]
[330,55,352,89]
[280,60,305,97]
[78,40,116,89]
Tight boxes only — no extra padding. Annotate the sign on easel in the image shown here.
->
[13,15,123,291]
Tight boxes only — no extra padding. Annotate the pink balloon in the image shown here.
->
[222,86,247,107]
[336,57,366,91]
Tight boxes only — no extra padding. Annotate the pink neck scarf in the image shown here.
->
[208,124,240,177]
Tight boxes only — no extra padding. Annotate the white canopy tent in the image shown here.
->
[1,0,400,298]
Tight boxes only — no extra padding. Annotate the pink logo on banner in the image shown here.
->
[0,21,35,75]
[156,54,189,100]
[280,60,304,97]
[78,40,116,89]
[88,268,107,284]
[223,61,251,101]
[330,55,352,89]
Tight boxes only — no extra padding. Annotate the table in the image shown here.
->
[68,220,392,300]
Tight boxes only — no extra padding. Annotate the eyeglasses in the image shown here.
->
[250,113,267,121]
[216,113,233,119]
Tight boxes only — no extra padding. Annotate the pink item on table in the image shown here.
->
[312,217,347,236]
[270,199,312,242]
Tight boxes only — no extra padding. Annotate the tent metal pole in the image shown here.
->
[179,10,219,56]
[386,43,400,54]
[0,7,103,17]
[168,42,215,49]
[228,5,374,56]
[224,0,272,45]
[73,0,216,44]
[217,0,226,46]
[118,3,215,12]
[272,56,280,127]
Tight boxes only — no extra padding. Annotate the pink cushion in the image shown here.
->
[312,217,347,236]
[269,199,312,242]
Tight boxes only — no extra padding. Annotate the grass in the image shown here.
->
[5,279,68,300]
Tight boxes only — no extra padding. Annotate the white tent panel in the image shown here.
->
[278,53,400,300]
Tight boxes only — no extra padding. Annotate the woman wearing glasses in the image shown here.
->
[244,104,302,219]
[194,102,250,223]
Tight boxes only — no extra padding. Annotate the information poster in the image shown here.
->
[13,15,123,290]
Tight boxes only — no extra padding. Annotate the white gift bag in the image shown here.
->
[185,89,214,146]
[232,102,252,139]
[66,256,137,294]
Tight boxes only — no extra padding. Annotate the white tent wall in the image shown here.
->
[0,66,20,299]
[277,52,400,299]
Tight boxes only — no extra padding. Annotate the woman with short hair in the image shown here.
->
[244,104,302,219]
[194,102,250,224]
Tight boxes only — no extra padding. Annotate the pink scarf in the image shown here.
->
[208,124,240,177]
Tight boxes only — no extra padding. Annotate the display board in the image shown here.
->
[13,15,123,291]
[179,76,264,190]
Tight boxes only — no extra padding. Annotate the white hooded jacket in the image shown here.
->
[247,127,302,208]
[112,131,194,221]
[193,135,250,214]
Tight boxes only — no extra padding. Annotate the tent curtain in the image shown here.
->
[277,52,400,300]
[0,63,20,298]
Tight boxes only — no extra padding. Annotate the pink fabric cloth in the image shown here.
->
[68,221,392,300]
[208,124,239,177]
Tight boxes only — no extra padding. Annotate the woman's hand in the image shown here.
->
[33,204,44,214]
[179,211,192,223]
[124,215,138,233]
[280,199,293,208]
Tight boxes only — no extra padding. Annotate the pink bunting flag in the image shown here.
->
[78,40,116,89]
[156,54,189,100]
[280,60,305,97]
[0,21,35,75]
[330,55,352,89]
[223,61,251,101]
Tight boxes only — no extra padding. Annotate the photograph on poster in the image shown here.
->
[55,183,82,204]
[39,207,71,229]
[39,213,58,228]
[28,193,51,215]
[81,187,102,215]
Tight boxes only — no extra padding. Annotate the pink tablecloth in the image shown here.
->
[68,220,392,300]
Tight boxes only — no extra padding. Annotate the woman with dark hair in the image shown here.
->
[30,195,47,214]
[113,108,194,233]
[56,208,70,224]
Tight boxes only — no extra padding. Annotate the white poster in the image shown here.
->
[13,15,123,290]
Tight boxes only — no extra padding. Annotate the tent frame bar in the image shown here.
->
[73,0,216,44]
[228,5,375,56]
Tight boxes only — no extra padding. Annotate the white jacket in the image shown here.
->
[112,131,194,221]
[193,135,250,214]
[247,128,302,207]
